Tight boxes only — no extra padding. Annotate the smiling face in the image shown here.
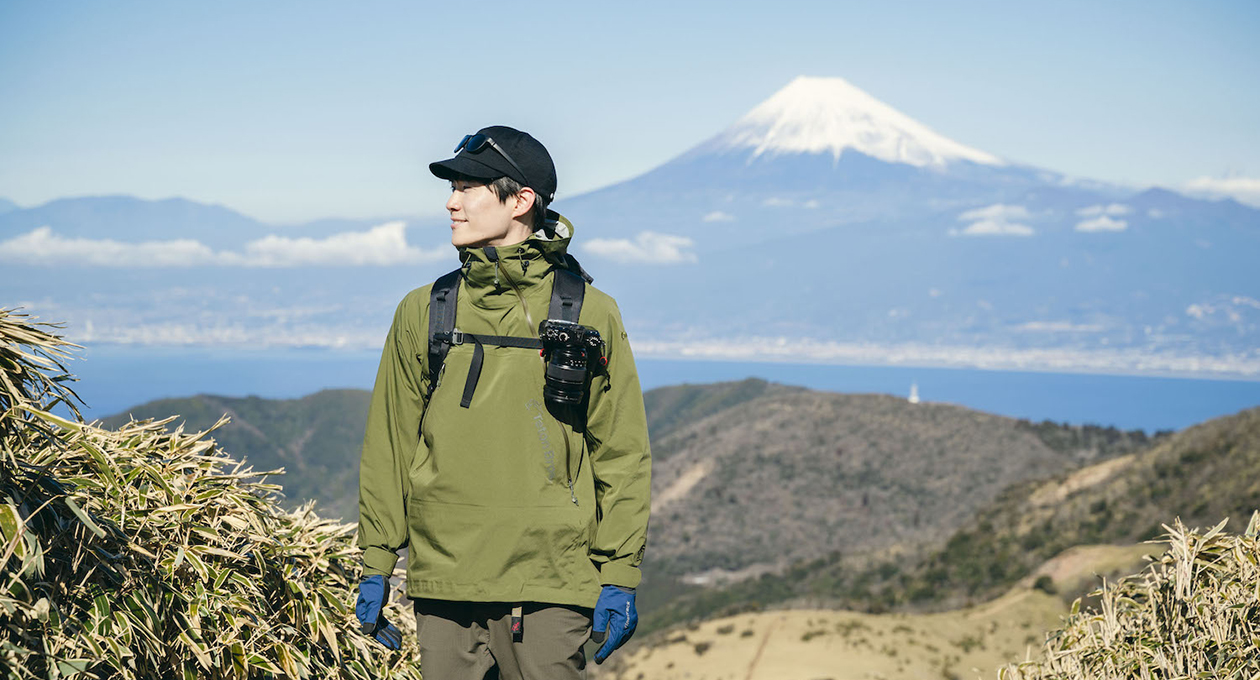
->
[446,178,533,248]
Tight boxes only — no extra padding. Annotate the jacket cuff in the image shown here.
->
[599,561,642,589]
[362,546,400,577]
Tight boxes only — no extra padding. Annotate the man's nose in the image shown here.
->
[446,192,460,213]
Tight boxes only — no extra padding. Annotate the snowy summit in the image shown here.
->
[714,76,1003,168]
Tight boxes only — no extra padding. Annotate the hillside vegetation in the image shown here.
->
[898,403,1260,607]
[104,390,371,520]
[642,402,1257,636]
[107,378,1162,630]
[603,519,1260,680]
[642,378,798,447]
[1002,515,1260,679]
[99,378,787,521]
[645,387,1155,583]
[0,310,420,679]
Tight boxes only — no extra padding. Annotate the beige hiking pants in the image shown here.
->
[413,599,592,680]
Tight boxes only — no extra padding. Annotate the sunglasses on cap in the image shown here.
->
[454,133,529,187]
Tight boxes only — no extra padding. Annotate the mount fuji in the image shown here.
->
[557,76,1260,375]
[1,76,1257,376]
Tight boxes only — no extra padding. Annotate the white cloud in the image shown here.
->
[229,222,442,267]
[761,197,794,207]
[1075,216,1128,232]
[1076,203,1131,217]
[1015,321,1104,332]
[0,226,221,266]
[630,337,1260,378]
[584,231,698,264]
[951,204,1034,237]
[802,199,820,209]
[1182,176,1260,208]
[958,204,1030,222]
[0,221,446,267]
[701,211,735,223]
[952,220,1034,237]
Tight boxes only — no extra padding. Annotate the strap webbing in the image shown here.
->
[444,331,545,408]
[427,269,462,399]
[460,336,483,408]
[438,332,544,350]
[548,267,586,323]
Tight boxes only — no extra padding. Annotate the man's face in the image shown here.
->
[446,179,518,248]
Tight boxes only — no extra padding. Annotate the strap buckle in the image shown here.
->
[437,330,465,345]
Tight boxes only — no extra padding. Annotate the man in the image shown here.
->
[355,125,652,679]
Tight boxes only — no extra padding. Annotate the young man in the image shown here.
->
[355,126,652,679]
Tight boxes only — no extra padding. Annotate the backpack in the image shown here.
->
[426,246,593,409]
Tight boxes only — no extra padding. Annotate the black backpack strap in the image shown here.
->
[548,267,586,323]
[426,268,463,399]
[562,253,594,284]
[429,263,588,410]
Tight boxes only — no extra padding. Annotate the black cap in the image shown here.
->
[429,125,557,202]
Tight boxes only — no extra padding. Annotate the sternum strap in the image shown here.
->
[443,332,545,408]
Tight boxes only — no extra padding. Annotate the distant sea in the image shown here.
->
[63,345,1260,433]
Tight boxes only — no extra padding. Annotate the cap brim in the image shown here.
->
[429,155,511,182]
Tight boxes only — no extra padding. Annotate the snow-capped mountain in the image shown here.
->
[696,76,1003,167]
[2,76,1258,376]
[556,77,1260,376]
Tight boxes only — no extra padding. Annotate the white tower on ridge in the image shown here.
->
[908,382,921,404]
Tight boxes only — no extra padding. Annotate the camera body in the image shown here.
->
[538,319,606,407]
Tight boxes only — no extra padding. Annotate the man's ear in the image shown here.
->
[512,187,537,220]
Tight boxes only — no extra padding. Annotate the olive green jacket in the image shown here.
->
[357,216,651,608]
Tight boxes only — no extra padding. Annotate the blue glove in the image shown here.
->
[355,575,402,650]
[591,585,637,664]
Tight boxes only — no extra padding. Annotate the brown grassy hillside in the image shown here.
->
[896,404,1260,607]
[646,388,1148,583]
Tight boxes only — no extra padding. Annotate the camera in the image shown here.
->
[538,319,606,407]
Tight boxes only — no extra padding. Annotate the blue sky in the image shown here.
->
[2,0,1257,222]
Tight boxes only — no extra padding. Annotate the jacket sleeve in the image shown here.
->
[585,302,652,589]
[357,292,427,577]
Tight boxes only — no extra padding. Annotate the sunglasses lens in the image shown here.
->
[465,134,488,153]
[453,134,473,153]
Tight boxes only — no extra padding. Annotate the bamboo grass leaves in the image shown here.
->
[0,311,422,679]
[1002,514,1260,679]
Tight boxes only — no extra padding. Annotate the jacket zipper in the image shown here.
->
[417,361,446,439]
[567,437,585,506]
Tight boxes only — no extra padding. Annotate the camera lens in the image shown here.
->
[544,346,588,406]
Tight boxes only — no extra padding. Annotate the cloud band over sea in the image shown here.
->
[0,221,446,267]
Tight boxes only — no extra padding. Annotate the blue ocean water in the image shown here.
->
[62,345,1260,433]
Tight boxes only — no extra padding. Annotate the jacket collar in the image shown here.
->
[456,212,577,304]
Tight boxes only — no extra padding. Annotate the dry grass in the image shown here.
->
[0,308,421,679]
[604,589,1068,680]
[1001,515,1260,680]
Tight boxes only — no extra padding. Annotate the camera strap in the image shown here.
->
[548,267,585,323]
[426,263,589,409]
